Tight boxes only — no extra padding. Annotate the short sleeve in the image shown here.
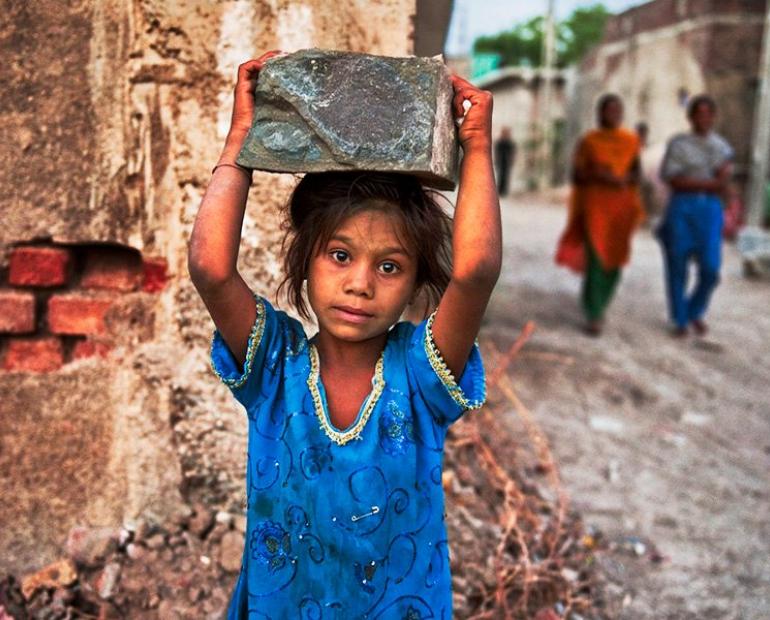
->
[660,137,686,181]
[714,135,734,165]
[406,313,486,427]
[210,296,295,407]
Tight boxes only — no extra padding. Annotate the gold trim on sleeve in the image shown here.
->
[423,311,486,411]
[210,296,266,389]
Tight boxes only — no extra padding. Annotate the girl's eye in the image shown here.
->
[378,261,400,275]
[330,250,349,263]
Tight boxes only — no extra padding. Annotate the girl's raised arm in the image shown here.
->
[431,75,503,379]
[188,52,281,366]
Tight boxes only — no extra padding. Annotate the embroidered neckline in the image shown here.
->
[423,311,486,411]
[307,344,385,446]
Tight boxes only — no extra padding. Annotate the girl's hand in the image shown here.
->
[228,51,284,137]
[450,75,493,153]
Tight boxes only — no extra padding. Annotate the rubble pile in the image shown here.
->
[0,506,241,620]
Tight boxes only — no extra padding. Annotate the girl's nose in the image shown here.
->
[344,263,374,298]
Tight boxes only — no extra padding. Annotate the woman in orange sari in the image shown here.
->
[556,94,644,335]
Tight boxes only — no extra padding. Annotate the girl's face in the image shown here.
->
[307,206,418,343]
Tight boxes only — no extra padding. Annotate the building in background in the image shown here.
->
[570,0,767,190]
[475,66,571,192]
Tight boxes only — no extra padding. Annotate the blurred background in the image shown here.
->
[1,1,768,618]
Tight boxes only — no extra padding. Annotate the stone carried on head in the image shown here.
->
[236,49,458,190]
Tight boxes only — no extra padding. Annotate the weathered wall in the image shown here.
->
[570,0,765,178]
[0,0,415,573]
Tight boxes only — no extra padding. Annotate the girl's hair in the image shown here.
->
[278,171,453,320]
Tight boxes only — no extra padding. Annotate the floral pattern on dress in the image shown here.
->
[378,400,415,456]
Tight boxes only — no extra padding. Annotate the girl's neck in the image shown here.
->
[313,329,388,372]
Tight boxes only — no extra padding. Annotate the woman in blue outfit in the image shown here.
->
[658,95,734,337]
[187,52,501,619]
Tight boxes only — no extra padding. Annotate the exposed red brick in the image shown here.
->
[9,246,72,287]
[48,294,114,335]
[80,247,143,291]
[0,290,36,334]
[72,339,112,360]
[141,257,169,293]
[3,337,63,372]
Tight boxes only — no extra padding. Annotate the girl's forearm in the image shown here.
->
[188,131,252,287]
[451,146,502,287]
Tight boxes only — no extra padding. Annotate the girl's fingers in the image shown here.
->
[450,74,474,90]
[257,49,284,63]
[237,50,284,83]
[452,88,487,117]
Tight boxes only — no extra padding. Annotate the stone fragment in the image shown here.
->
[145,533,166,550]
[20,558,77,600]
[51,586,75,612]
[65,526,120,567]
[96,562,121,599]
[237,49,458,189]
[157,600,181,619]
[233,515,247,534]
[98,601,122,619]
[208,520,231,544]
[188,503,215,538]
[125,543,145,561]
[218,531,243,573]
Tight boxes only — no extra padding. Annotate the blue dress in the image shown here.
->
[210,297,486,620]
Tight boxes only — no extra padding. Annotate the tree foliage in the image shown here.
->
[473,4,610,68]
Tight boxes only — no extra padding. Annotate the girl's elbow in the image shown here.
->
[187,253,232,292]
[453,259,501,290]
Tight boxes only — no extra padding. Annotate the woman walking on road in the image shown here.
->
[658,95,733,337]
[556,94,644,335]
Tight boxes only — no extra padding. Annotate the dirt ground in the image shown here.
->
[482,192,770,620]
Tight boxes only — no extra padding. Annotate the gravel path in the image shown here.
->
[483,192,770,620]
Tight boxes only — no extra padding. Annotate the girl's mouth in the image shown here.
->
[332,306,374,323]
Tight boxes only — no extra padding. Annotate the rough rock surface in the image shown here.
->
[237,49,458,189]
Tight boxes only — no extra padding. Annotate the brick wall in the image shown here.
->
[0,243,168,372]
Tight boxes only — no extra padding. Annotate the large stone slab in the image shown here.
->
[237,49,459,190]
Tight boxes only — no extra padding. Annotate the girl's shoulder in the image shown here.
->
[388,319,419,344]
[262,297,308,338]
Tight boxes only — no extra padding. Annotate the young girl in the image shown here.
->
[188,51,501,619]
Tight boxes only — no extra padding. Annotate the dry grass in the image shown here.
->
[445,323,604,619]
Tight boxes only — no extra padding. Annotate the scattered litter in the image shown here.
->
[682,411,711,426]
[605,459,621,483]
[661,431,687,448]
[589,415,626,435]
[622,536,647,556]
